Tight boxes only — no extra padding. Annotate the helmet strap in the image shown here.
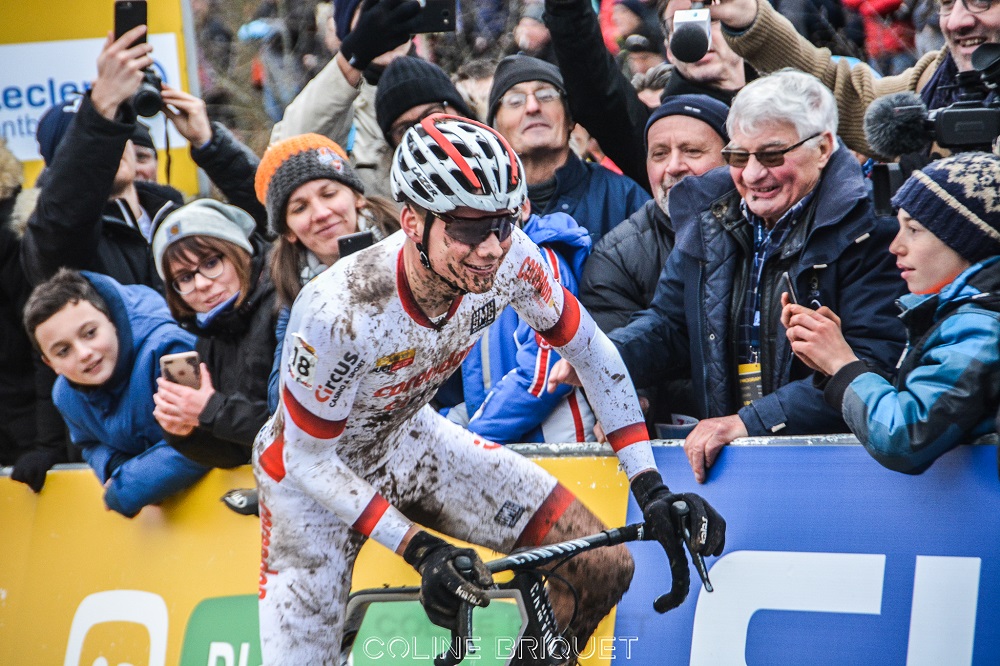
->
[417,209,467,294]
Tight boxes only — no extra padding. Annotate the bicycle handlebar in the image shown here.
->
[433,518,714,664]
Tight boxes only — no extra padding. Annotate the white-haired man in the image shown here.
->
[253,114,726,663]
[552,71,906,483]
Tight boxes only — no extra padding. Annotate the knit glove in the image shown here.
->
[402,530,493,630]
[11,448,61,493]
[339,0,421,71]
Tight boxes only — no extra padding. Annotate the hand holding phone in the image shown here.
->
[160,351,202,389]
[781,271,798,305]
[114,0,147,46]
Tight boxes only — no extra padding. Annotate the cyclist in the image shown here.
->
[253,114,726,664]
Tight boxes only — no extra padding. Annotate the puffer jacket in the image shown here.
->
[169,236,277,467]
[53,272,210,517]
[610,144,907,436]
[580,199,673,333]
[828,257,1000,474]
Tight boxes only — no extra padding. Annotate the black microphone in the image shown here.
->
[863,91,933,159]
[669,2,712,63]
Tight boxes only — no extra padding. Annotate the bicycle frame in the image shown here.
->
[342,524,650,666]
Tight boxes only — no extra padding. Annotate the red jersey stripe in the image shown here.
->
[396,249,463,329]
[352,494,391,536]
[606,422,649,453]
[568,391,585,442]
[539,286,580,348]
[283,386,346,439]
[514,483,575,550]
[529,345,550,397]
[259,432,286,482]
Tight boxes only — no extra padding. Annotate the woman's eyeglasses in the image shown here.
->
[721,133,822,168]
[172,255,225,295]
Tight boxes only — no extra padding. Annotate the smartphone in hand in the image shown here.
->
[338,230,375,257]
[160,351,201,389]
[114,0,147,45]
[410,0,456,34]
[781,271,798,305]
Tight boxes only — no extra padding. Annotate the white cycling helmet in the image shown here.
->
[390,114,527,214]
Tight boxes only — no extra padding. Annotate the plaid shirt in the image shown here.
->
[737,191,815,362]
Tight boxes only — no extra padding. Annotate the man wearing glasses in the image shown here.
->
[552,71,905,483]
[486,54,651,244]
[709,0,1000,156]
[253,114,727,663]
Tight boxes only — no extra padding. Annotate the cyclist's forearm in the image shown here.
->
[541,289,656,478]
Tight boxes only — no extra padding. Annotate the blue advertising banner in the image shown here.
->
[617,444,1000,665]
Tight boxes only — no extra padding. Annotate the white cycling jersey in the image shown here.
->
[253,227,655,662]
[259,227,653,552]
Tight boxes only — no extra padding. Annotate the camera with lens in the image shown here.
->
[866,43,1000,215]
[132,67,162,118]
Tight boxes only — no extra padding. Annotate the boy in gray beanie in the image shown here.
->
[782,152,1000,475]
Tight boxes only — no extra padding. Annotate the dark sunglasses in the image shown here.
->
[438,211,519,246]
[721,132,822,168]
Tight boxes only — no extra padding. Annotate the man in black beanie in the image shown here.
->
[374,56,473,147]
[488,54,650,243]
[270,0,473,200]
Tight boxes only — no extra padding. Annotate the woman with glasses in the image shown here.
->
[254,133,399,412]
[150,199,277,469]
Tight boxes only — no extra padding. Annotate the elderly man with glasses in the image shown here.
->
[708,0,1000,157]
[552,70,906,483]
[487,54,651,244]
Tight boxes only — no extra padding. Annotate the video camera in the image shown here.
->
[866,44,1000,215]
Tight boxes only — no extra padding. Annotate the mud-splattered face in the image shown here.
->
[424,208,513,294]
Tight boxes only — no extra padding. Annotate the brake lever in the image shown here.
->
[671,500,714,593]
[434,556,477,666]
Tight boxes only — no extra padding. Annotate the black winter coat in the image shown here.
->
[580,199,674,333]
[543,0,750,192]
[610,146,907,436]
[21,94,266,289]
[168,237,277,468]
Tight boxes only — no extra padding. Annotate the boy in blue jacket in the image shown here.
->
[446,207,596,443]
[782,153,1000,474]
[23,269,210,516]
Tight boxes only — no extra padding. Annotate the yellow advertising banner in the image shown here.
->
[0,457,630,665]
[0,0,201,194]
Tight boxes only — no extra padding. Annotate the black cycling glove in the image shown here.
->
[11,448,61,493]
[339,0,421,71]
[402,530,494,630]
[632,470,726,556]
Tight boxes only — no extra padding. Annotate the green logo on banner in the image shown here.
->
[180,594,261,666]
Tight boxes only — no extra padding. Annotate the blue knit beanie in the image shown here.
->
[891,152,1000,264]
[333,0,364,40]
[36,100,79,166]
[645,94,730,147]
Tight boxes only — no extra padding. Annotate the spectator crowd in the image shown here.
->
[3,0,1000,521]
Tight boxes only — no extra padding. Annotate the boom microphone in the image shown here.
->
[863,91,933,159]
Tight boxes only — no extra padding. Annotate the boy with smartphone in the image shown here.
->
[22,269,211,516]
[783,153,1000,474]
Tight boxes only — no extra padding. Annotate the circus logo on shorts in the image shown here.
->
[517,257,553,304]
[372,348,416,374]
